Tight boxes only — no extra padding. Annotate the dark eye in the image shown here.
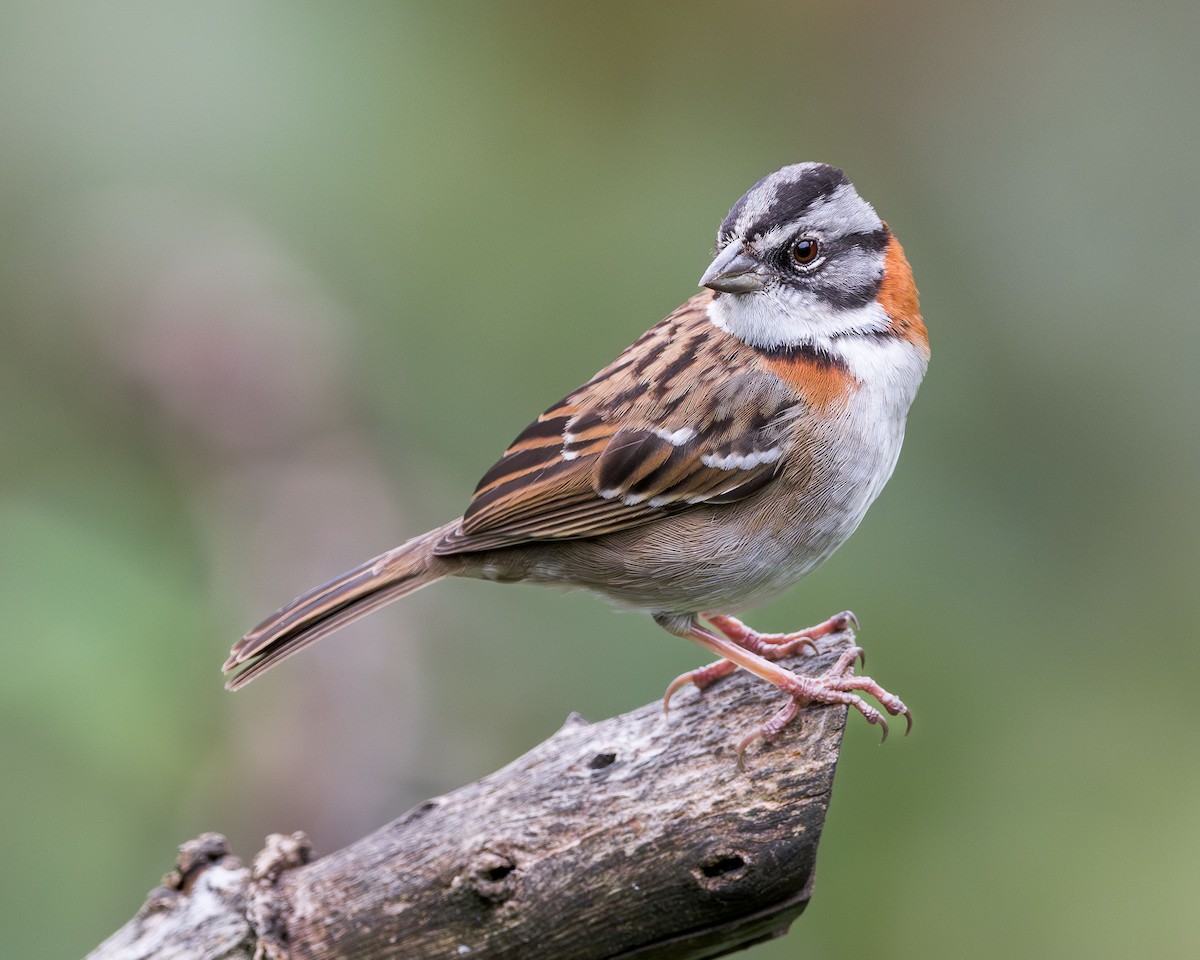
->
[790,238,819,266]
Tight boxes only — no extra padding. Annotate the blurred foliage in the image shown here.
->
[1,2,1197,958]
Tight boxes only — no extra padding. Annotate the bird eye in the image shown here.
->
[791,238,819,266]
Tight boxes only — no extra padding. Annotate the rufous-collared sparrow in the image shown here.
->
[224,163,929,765]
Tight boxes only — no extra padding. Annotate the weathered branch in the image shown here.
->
[90,632,857,960]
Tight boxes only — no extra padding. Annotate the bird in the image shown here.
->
[224,162,929,766]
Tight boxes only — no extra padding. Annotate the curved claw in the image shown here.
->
[830,646,865,677]
[846,697,891,743]
[793,636,819,656]
[660,610,906,763]
[662,673,690,715]
[663,659,738,715]
[735,697,801,772]
[735,729,760,772]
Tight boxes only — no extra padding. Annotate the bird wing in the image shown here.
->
[434,292,808,555]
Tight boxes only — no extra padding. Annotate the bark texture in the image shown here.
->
[90,632,858,960]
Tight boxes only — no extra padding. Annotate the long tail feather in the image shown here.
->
[223,522,461,689]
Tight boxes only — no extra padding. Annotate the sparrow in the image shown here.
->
[224,162,929,765]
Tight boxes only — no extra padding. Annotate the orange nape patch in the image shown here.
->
[761,353,858,410]
[878,232,928,352]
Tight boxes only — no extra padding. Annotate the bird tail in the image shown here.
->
[223,521,463,690]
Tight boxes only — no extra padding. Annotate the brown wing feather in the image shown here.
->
[434,291,806,556]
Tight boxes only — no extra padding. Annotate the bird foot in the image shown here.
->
[662,610,858,713]
[735,644,911,769]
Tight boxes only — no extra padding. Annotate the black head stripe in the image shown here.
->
[753,165,850,236]
[845,227,890,255]
[719,164,850,242]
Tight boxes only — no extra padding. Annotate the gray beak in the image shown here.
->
[699,239,765,293]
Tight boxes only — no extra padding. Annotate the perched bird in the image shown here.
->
[225,163,929,764]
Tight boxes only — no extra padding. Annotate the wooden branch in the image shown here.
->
[90,632,856,960]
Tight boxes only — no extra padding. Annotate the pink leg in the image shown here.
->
[663,610,859,711]
[655,612,909,769]
[709,610,858,658]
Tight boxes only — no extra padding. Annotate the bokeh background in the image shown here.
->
[2,2,1197,957]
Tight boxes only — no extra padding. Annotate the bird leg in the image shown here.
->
[655,612,909,769]
[663,610,859,705]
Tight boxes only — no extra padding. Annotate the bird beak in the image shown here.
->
[699,239,765,293]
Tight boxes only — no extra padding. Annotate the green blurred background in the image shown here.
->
[2,2,1197,957]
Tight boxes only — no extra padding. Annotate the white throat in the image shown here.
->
[706,291,927,403]
[706,289,889,351]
